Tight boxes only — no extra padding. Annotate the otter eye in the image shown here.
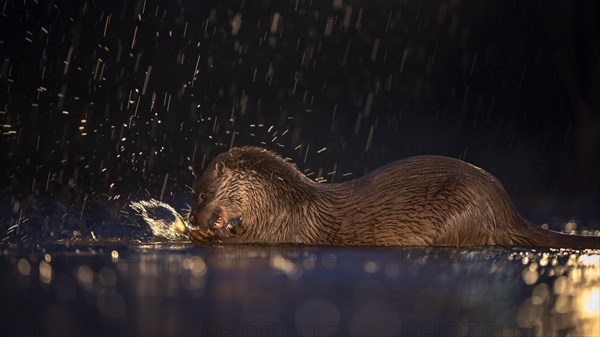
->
[198,192,214,201]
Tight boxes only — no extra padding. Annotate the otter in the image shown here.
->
[186,146,599,248]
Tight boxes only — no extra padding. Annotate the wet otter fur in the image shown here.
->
[187,146,599,248]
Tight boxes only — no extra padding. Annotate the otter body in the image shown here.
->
[188,147,599,248]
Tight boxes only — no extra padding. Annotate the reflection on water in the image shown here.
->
[1,243,598,337]
[510,250,600,337]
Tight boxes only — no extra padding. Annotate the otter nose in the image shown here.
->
[188,213,196,224]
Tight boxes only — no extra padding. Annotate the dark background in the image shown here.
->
[1,0,599,235]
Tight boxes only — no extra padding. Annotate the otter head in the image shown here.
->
[188,158,247,243]
[188,147,313,244]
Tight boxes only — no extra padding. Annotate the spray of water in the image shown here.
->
[130,199,190,242]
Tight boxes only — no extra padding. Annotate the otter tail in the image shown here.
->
[512,220,600,249]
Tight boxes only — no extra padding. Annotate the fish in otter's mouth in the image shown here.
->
[187,207,243,242]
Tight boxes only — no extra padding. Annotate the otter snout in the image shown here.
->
[188,206,225,231]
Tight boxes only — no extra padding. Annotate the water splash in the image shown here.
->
[129,199,190,242]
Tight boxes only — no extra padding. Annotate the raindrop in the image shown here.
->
[17,258,31,276]
[521,268,539,285]
[531,283,549,305]
[76,264,94,288]
[39,261,53,284]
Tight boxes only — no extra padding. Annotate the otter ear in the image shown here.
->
[215,161,227,176]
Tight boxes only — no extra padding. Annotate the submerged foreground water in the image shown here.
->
[1,241,598,337]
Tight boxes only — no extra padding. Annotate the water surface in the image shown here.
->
[2,241,598,337]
